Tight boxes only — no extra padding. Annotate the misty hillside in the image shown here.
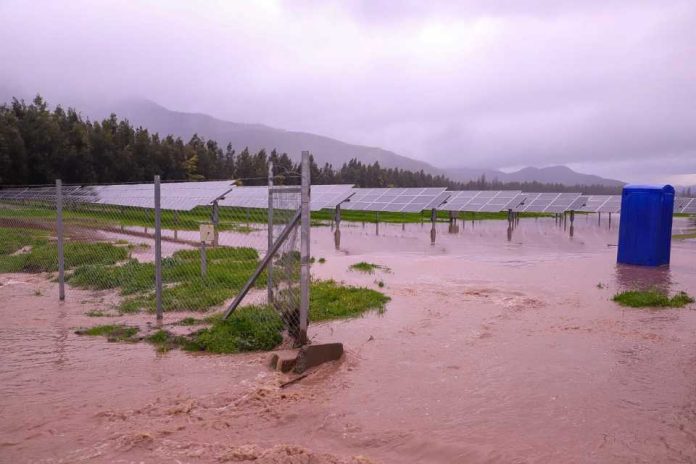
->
[87,99,624,187]
[445,166,624,187]
[91,99,436,173]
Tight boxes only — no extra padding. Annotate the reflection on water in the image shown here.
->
[614,263,673,293]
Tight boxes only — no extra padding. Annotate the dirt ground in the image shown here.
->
[1,217,696,463]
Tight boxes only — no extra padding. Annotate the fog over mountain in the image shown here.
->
[1,0,695,185]
[84,98,623,187]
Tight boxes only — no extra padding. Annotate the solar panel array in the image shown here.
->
[676,197,696,214]
[342,188,448,213]
[3,182,693,215]
[217,184,354,211]
[513,192,584,213]
[437,190,523,212]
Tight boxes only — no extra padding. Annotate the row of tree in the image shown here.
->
[0,96,621,194]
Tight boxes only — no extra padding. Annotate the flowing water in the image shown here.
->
[1,216,696,463]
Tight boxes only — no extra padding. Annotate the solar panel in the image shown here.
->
[342,187,448,213]
[513,192,583,213]
[438,190,523,212]
[676,197,696,214]
[81,181,235,211]
[217,184,354,211]
[577,195,622,213]
[0,185,84,203]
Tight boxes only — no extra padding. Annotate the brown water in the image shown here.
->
[1,217,696,463]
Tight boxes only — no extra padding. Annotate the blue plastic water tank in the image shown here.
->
[617,184,675,266]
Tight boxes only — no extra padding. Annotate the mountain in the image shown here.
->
[9,94,622,187]
[446,165,624,187]
[88,99,624,187]
[88,99,437,173]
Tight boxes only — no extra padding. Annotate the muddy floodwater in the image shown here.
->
[1,216,696,463]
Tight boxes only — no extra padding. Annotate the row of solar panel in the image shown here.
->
[1,183,695,214]
[0,182,355,212]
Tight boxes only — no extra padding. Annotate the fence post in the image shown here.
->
[154,175,163,320]
[267,161,274,304]
[56,179,65,301]
[200,241,207,277]
[299,151,311,345]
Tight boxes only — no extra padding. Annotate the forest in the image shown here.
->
[0,96,621,194]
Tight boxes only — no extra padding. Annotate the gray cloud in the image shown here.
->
[1,0,695,183]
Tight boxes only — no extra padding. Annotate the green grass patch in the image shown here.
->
[612,290,695,308]
[187,305,284,353]
[310,279,390,321]
[0,227,49,255]
[673,232,696,240]
[76,324,139,342]
[349,261,389,274]
[0,239,128,273]
[67,245,264,313]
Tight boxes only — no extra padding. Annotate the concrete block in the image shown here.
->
[294,343,344,373]
[267,350,299,373]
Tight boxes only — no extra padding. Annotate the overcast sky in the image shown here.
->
[1,0,695,184]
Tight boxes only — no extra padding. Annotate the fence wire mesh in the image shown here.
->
[0,177,307,348]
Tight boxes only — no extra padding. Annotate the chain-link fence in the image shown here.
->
[0,155,312,348]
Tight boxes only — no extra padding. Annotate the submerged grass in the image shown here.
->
[77,324,139,342]
[310,279,390,321]
[612,290,695,308]
[349,261,389,274]
[673,232,696,240]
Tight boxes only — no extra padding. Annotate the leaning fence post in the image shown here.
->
[56,179,65,301]
[299,151,311,345]
[267,161,274,304]
[154,175,163,320]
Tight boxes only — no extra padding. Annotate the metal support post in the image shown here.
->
[154,175,163,320]
[267,161,274,304]
[174,210,179,239]
[299,151,311,345]
[56,179,65,301]
[211,201,220,246]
